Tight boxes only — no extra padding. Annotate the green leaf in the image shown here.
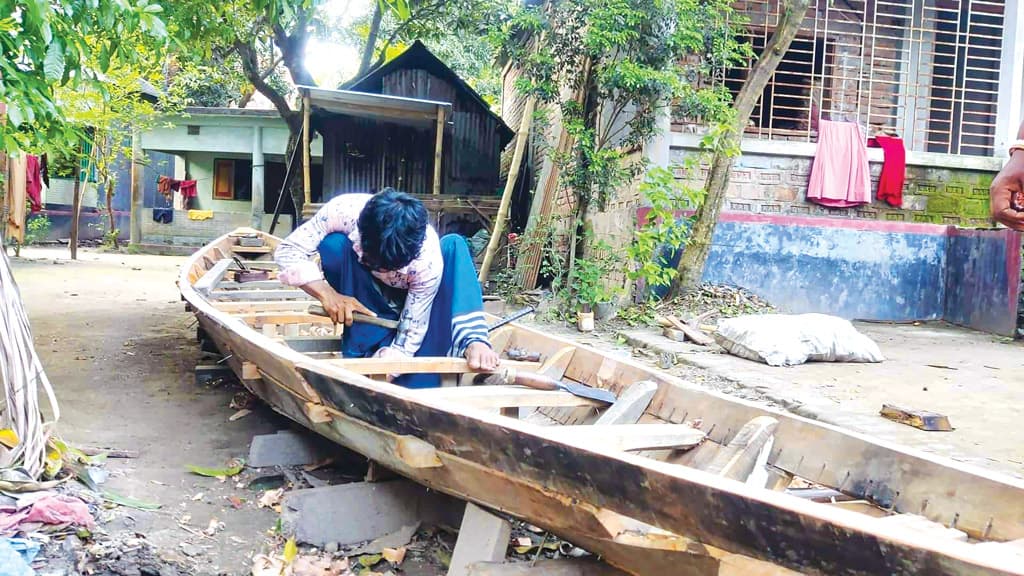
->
[186,460,244,478]
[6,103,23,127]
[102,490,161,510]
[44,40,66,82]
[283,537,298,564]
[358,554,383,568]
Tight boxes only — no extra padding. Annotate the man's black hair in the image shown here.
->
[357,188,428,271]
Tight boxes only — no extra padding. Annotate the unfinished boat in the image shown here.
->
[179,228,1024,576]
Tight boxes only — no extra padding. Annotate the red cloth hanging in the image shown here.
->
[179,180,197,199]
[867,135,906,208]
[25,154,42,212]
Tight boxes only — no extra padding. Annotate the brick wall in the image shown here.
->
[670,145,1000,226]
[141,211,252,247]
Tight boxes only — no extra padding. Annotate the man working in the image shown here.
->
[990,123,1024,230]
[275,188,500,388]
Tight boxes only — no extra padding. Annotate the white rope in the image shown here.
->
[0,244,60,478]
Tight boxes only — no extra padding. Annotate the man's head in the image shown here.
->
[357,188,428,271]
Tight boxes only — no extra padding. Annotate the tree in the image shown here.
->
[0,0,168,154]
[669,0,812,297]
[501,0,747,297]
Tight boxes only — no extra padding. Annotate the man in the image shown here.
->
[990,123,1024,230]
[275,188,500,388]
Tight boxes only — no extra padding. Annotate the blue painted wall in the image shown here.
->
[703,220,948,322]
[944,229,1020,335]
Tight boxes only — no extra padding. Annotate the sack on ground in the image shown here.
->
[714,313,885,367]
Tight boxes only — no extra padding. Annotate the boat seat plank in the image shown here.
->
[211,289,314,301]
[546,424,706,452]
[194,259,233,296]
[875,513,968,541]
[700,416,779,482]
[413,385,603,409]
[324,357,542,375]
[594,381,658,426]
[231,245,274,254]
[216,280,285,290]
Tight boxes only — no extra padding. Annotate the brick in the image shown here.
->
[927,195,958,213]
[788,205,810,215]
[758,171,782,185]
[944,185,965,196]
[943,215,961,225]
[901,194,928,211]
[916,184,938,195]
[958,197,990,218]
[913,214,940,224]
[971,187,990,197]
[737,184,765,200]
[760,203,782,213]
[729,201,753,212]
[885,213,906,221]
[730,170,753,183]
[856,210,879,219]
[771,186,799,202]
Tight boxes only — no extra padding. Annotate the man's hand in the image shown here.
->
[990,153,1024,231]
[465,341,500,372]
[301,280,376,326]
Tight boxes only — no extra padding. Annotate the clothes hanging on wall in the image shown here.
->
[24,155,42,212]
[152,208,173,224]
[179,180,197,199]
[807,120,871,208]
[867,135,906,208]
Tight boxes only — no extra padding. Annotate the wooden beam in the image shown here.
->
[449,503,512,576]
[701,416,778,481]
[594,381,658,426]
[540,347,575,380]
[433,105,445,195]
[324,357,542,375]
[194,259,234,296]
[303,92,312,205]
[546,424,705,452]
[413,385,602,409]
[876,514,968,541]
[210,290,314,301]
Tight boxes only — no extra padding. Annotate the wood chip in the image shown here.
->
[879,404,953,431]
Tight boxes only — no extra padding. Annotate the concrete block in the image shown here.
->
[448,503,513,576]
[282,480,465,547]
[248,429,335,468]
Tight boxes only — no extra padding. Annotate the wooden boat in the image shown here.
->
[180,228,1024,576]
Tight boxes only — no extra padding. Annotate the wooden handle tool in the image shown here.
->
[307,304,400,330]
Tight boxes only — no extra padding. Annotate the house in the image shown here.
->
[502,0,1023,335]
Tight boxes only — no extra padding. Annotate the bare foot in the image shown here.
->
[465,341,500,372]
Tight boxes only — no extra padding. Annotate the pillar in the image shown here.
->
[129,129,143,246]
[994,0,1024,157]
[251,126,265,229]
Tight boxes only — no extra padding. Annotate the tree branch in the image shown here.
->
[234,39,298,131]
[272,8,316,88]
[359,2,384,76]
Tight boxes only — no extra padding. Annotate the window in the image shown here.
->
[724,0,1004,156]
[212,158,252,201]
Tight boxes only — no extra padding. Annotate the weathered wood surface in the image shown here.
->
[324,358,542,375]
[880,404,953,431]
[194,259,233,296]
[414,385,603,409]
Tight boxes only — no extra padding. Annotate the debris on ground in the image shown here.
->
[672,283,775,321]
[880,404,954,431]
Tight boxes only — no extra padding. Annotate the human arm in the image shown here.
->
[990,121,1024,231]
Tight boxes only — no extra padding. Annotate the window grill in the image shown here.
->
[725,0,1004,156]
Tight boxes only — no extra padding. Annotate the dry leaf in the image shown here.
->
[228,495,245,509]
[204,518,224,536]
[229,409,252,422]
[382,547,406,565]
[283,538,298,564]
[258,488,285,509]
[252,554,289,576]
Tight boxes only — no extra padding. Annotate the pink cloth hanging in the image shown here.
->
[807,120,871,208]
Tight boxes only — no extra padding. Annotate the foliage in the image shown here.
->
[617,301,660,327]
[24,215,52,246]
[567,237,624,310]
[627,165,705,290]
[0,0,169,154]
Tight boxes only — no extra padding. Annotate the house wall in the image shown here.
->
[183,151,255,214]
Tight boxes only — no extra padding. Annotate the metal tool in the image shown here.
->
[473,367,617,404]
[488,306,535,332]
[307,304,401,330]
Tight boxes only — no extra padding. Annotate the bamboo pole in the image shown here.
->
[302,93,312,206]
[432,106,445,195]
[479,97,535,284]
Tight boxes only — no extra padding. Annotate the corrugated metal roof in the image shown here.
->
[298,86,450,128]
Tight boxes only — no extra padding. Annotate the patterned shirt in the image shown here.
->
[275,193,442,357]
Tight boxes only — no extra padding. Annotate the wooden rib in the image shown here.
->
[594,381,659,426]
[211,300,313,313]
[323,358,542,375]
[546,424,706,452]
[216,280,284,290]
[232,245,274,254]
[237,313,333,327]
[701,416,779,481]
[211,290,313,301]
[193,259,233,296]
[413,385,602,409]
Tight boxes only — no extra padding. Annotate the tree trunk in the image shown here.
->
[359,3,384,76]
[669,0,811,298]
[106,181,118,249]
[285,129,305,225]
[70,178,81,260]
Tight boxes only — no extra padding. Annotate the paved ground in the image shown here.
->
[11,246,289,574]
[612,320,1024,478]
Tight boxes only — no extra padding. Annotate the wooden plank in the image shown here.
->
[876,513,968,541]
[546,424,705,452]
[661,314,714,347]
[468,560,627,576]
[194,259,233,296]
[324,358,542,375]
[448,503,512,576]
[539,346,575,380]
[395,435,444,469]
[216,280,284,290]
[413,385,602,409]
[231,245,274,254]
[211,300,312,313]
[879,404,953,431]
[237,313,332,327]
[594,381,658,425]
[433,105,445,195]
[701,416,779,481]
[211,290,314,301]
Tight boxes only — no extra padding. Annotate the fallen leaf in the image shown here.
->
[382,547,406,565]
[283,537,298,564]
[0,429,20,449]
[186,458,245,478]
[357,554,382,568]
[252,554,286,576]
[258,488,284,509]
[227,495,245,509]
[102,491,161,511]
[229,409,252,422]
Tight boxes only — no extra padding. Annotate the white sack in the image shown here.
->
[713,313,885,367]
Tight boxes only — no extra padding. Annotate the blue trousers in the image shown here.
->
[317,232,487,388]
